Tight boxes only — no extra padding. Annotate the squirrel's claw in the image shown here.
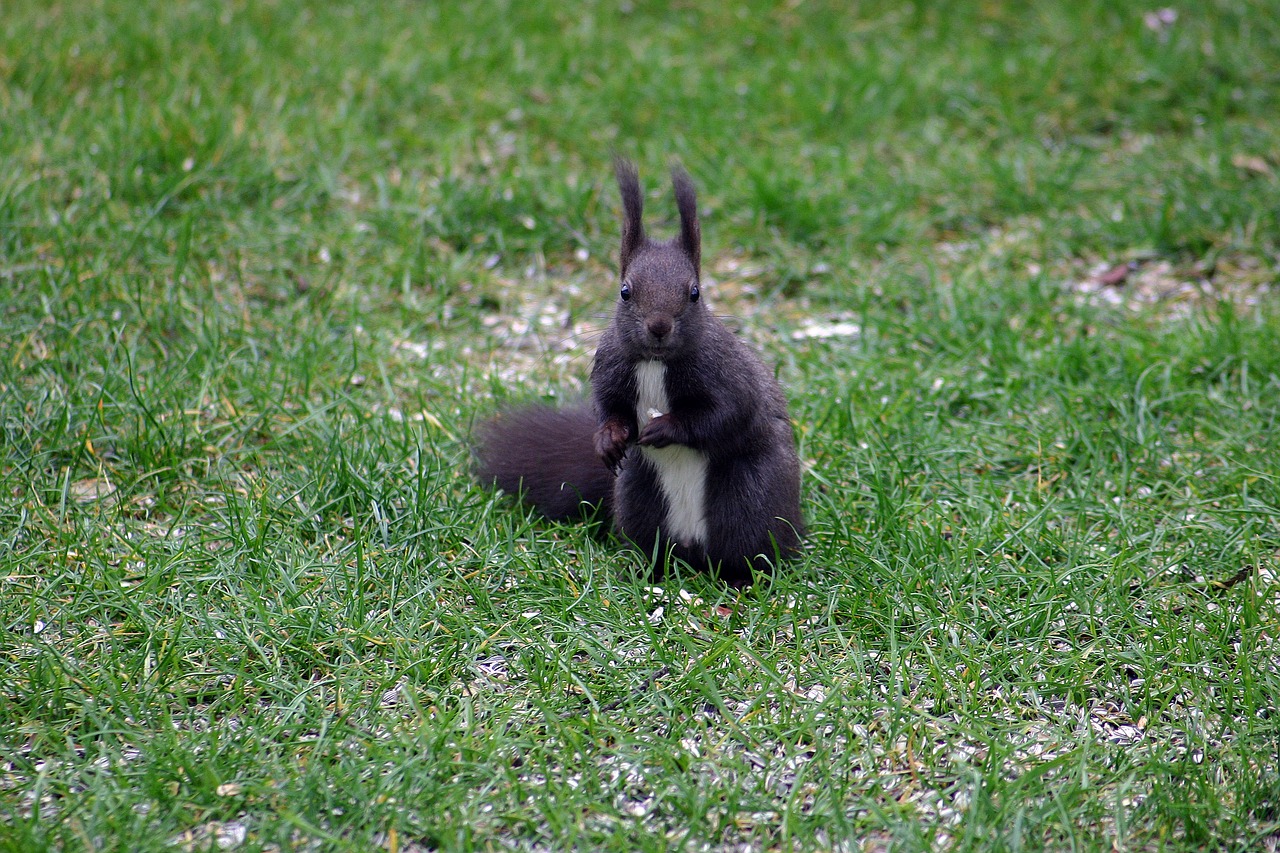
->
[637,414,679,448]
[594,418,630,473]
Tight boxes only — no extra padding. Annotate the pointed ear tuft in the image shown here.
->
[614,157,645,276]
[670,165,700,275]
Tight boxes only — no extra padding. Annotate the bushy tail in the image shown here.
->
[473,403,615,522]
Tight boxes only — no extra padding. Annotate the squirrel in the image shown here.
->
[474,159,803,586]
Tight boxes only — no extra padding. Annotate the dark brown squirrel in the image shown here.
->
[474,159,803,585]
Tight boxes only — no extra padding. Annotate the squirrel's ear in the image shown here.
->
[614,157,645,276]
[671,165,700,274]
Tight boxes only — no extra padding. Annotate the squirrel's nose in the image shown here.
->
[647,317,672,339]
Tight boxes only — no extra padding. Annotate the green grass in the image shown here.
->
[3,0,1279,850]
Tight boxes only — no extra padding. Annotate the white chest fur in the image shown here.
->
[633,360,709,548]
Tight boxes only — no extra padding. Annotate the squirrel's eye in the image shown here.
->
[620,282,632,301]
[689,283,700,303]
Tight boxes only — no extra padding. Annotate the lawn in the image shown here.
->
[2,1,1279,850]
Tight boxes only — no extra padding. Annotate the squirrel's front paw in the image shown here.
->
[637,414,681,448]
[595,418,630,472]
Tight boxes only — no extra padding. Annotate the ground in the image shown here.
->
[2,1,1279,850]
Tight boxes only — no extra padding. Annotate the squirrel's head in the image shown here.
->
[612,158,704,361]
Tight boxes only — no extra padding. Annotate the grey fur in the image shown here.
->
[474,160,804,586]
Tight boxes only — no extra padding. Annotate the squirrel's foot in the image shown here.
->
[637,414,683,448]
[595,417,630,472]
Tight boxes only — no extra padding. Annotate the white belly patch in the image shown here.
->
[633,360,709,547]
